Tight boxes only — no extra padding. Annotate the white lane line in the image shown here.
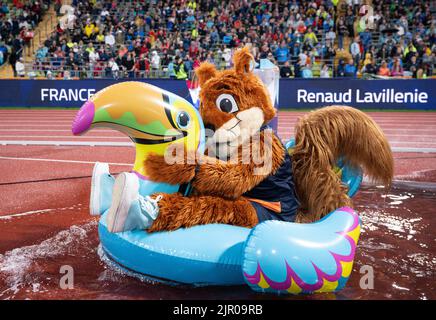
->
[388,147,435,153]
[0,156,132,166]
[0,208,55,220]
[0,140,133,146]
[389,141,436,145]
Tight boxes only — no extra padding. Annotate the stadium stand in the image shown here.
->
[0,0,434,79]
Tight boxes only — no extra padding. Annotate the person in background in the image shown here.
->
[9,48,18,77]
[108,58,120,79]
[320,63,330,78]
[167,57,176,79]
[105,31,115,47]
[123,53,135,78]
[46,70,54,80]
[151,50,161,77]
[405,55,420,78]
[15,57,25,77]
[63,70,72,80]
[378,60,391,76]
[175,57,187,80]
[325,27,336,47]
[336,17,348,49]
[361,54,377,75]
[350,37,361,67]
[135,54,147,78]
[280,60,293,78]
[293,58,301,78]
[301,63,313,78]
[344,58,357,77]
[303,27,318,47]
[390,57,404,77]
[275,41,289,65]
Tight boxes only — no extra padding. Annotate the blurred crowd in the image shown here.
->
[0,0,51,74]
[335,0,435,78]
[0,0,435,79]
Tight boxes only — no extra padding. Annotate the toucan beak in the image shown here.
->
[71,81,191,145]
[72,100,95,135]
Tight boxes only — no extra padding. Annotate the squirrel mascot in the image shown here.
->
[99,48,393,233]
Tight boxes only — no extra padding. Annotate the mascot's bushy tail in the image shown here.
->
[292,106,394,222]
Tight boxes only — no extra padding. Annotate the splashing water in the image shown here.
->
[0,221,96,299]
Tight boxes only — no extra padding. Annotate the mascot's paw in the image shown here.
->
[144,152,196,185]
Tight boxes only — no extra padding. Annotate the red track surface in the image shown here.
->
[0,109,435,299]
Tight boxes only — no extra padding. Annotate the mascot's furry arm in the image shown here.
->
[146,130,285,199]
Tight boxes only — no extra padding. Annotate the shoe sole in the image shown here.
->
[90,162,109,216]
[106,173,138,233]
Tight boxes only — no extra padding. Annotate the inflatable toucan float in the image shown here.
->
[72,51,393,295]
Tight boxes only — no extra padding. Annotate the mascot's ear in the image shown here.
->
[195,62,217,87]
[233,47,254,74]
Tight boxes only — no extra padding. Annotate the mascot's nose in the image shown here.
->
[72,100,95,135]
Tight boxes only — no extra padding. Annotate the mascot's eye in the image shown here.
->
[176,111,190,129]
[216,94,238,113]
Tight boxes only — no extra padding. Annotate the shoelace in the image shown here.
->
[138,195,163,220]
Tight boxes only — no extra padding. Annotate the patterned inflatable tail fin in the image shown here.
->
[243,207,361,294]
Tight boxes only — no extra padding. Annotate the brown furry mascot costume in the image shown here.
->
[140,47,393,232]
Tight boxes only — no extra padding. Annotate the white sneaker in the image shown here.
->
[106,172,162,233]
[90,162,114,216]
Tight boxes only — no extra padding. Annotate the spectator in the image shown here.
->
[336,17,348,50]
[280,61,293,78]
[320,63,331,78]
[293,59,301,78]
[378,61,391,76]
[390,57,404,77]
[303,27,318,47]
[325,28,336,47]
[123,53,135,78]
[350,37,361,66]
[405,55,420,78]
[275,41,289,64]
[361,53,377,75]
[108,58,120,79]
[344,58,357,77]
[150,50,161,75]
[105,31,115,47]
[9,48,18,77]
[15,57,25,77]
[175,57,188,80]
[301,63,313,78]
[167,57,176,79]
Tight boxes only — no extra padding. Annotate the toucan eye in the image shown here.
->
[176,111,190,129]
[216,94,238,113]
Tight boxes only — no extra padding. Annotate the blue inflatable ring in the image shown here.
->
[98,139,363,294]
